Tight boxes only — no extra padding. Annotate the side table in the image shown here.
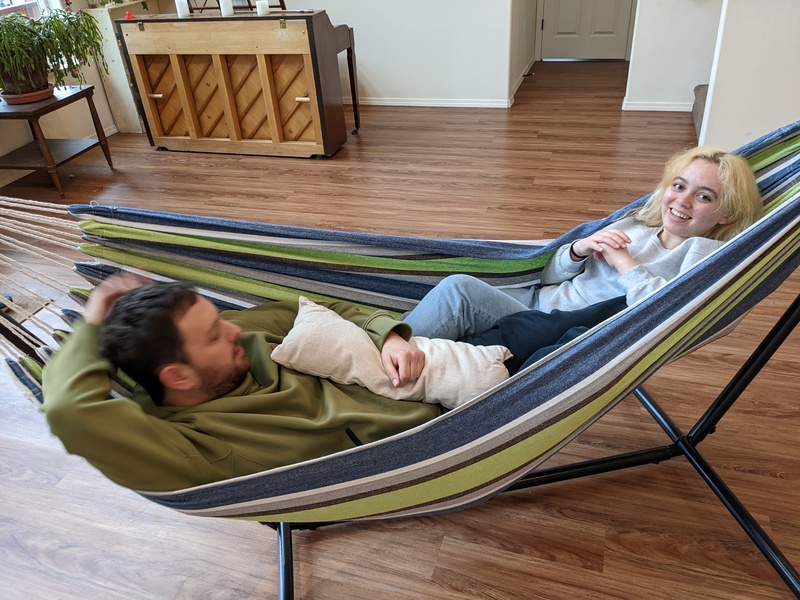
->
[0,85,113,198]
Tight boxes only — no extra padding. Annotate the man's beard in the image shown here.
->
[198,361,250,400]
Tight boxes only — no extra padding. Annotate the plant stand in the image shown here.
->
[0,85,113,198]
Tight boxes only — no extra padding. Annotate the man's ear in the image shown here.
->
[159,363,196,391]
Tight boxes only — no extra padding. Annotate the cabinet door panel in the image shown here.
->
[142,55,190,138]
[226,55,273,141]
[271,54,317,143]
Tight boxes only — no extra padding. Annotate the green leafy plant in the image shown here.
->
[0,9,108,96]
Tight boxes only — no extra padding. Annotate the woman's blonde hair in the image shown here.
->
[635,146,763,242]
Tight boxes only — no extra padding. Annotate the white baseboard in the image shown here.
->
[509,56,537,102]
[622,98,693,112]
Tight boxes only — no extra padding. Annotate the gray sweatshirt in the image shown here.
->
[533,216,723,312]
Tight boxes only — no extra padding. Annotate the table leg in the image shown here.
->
[29,118,65,198]
[346,27,360,134]
[85,90,114,169]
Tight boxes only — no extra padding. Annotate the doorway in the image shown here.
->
[541,0,635,60]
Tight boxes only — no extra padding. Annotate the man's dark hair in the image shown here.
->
[98,281,199,405]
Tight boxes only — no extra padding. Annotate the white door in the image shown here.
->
[542,0,634,60]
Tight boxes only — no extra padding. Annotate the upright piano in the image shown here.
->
[116,10,359,158]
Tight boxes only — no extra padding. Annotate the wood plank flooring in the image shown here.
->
[1,61,798,599]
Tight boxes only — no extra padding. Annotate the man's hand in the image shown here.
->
[83,274,151,325]
[380,331,425,388]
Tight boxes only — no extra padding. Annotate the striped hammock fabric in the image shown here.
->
[45,120,800,524]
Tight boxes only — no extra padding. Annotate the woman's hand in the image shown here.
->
[571,228,632,261]
[571,228,638,275]
[595,244,638,275]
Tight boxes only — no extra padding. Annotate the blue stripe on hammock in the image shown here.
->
[734,120,800,158]
[68,200,644,262]
[759,159,800,197]
[68,204,554,260]
[86,239,442,301]
[5,358,43,404]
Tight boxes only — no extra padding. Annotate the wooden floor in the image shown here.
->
[1,61,799,599]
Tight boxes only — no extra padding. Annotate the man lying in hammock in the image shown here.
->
[42,275,445,493]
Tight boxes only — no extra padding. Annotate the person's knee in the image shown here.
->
[439,274,477,292]
[438,274,485,302]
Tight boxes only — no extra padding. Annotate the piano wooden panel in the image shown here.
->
[116,11,357,158]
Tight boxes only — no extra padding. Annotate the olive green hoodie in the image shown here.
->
[42,300,442,492]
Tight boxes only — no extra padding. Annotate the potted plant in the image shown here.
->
[0,9,108,104]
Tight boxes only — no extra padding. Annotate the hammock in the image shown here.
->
[3,120,800,599]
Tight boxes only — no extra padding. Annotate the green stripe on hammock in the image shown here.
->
[78,221,552,275]
[20,356,43,384]
[748,135,800,172]
[78,243,400,315]
[238,392,620,522]
[765,181,800,213]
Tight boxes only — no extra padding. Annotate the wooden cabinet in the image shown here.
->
[116,11,357,157]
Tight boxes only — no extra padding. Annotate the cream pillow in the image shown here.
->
[270,297,512,409]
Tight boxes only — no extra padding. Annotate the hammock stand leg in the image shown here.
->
[276,522,294,600]
[508,292,800,598]
[269,521,330,599]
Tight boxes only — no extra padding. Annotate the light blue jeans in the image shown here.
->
[402,274,537,340]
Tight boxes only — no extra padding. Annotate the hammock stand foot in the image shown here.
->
[509,292,800,598]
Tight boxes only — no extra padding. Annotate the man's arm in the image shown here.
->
[228,299,426,387]
[324,301,425,387]
[41,276,234,491]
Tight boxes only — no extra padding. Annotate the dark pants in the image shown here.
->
[463,296,628,375]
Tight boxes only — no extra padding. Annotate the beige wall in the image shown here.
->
[508,0,538,104]
[623,0,723,111]
[700,0,800,150]
[624,0,799,151]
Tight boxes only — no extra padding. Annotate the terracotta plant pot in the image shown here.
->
[1,82,55,105]
[0,55,53,104]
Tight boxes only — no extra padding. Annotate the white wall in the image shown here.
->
[700,0,800,150]
[508,0,539,103]
[284,0,520,107]
[623,0,722,111]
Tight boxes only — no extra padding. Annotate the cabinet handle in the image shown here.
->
[148,93,164,99]
[295,96,310,103]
